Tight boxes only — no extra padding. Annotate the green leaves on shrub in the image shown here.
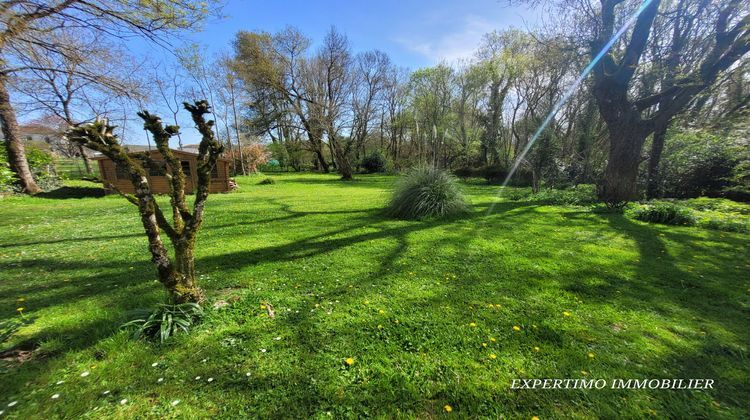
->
[627,198,749,232]
[628,202,696,226]
[361,150,388,174]
[121,302,204,343]
[386,166,468,220]
[258,177,276,185]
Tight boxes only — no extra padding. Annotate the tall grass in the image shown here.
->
[386,166,468,220]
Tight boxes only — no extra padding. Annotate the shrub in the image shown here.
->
[121,302,204,343]
[533,184,598,206]
[258,177,275,185]
[361,150,387,174]
[386,166,468,220]
[628,202,696,226]
[0,146,61,192]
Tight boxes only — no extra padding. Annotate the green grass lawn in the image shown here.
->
[1,174,748,418]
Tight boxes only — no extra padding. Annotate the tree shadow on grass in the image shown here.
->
[36,186,105,199]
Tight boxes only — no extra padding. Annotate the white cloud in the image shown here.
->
[394,15,494,64]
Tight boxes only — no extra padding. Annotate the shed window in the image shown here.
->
[181,160,191,177]
[211,164,220,179]
[149,161,167,176]
[115,163,129,180]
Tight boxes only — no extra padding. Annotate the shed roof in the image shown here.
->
[92,148,230,162]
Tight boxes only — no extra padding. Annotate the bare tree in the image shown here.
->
[0,0,219,193]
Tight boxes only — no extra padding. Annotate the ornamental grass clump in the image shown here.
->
[387,166,468,220]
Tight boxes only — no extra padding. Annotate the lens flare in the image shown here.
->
[486,0,656,214]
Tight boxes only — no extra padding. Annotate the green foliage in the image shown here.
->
[258,177,276,185]
[682,197,750,215]
[0,150,15,191]
[360,150,388,174]
[657,129,746,199]
[628,202,697,226]
[531,184,597,206]
[121,302,204,343]
[502,184,598,206]
[387,166,468,220]
[0,146,61,192]
[628,198,749,232]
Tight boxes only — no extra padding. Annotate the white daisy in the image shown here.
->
[55,380,65,385]
[245,372,251,377]
[7,401,17,407]
[102,390,110,395]
[157,378,164,383]
[120,399,127,405]
[80,371,90,377]
[194,376,201,380]
[51,394,60,399]
[207,377,214,383]
[260,349,267,353]
[171,399,180,407]
[151,362,158,367]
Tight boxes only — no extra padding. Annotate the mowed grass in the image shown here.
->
[0,173,748,418]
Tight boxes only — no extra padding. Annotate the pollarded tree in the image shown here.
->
[66,100,223,303]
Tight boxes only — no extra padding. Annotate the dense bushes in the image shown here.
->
[654,129,749,200]
[0,146,61,192]
[361,150,388,173]
[628,202,697,226]
[627,198,749,232]
[387,166,468,220]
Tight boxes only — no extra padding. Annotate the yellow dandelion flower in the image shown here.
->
[379,309,385,314]
[513,325,521,331]
[489,354,497,359]
[581,370,588,375]
[16,307,24,312]
[345,358,355,366]
[377,324,383,329]
[469,322,477,327]
[563,311,571,317]
[588,352,595,358]
[490,337,496,342]
[532,416,540,420]
[482,343,487,347]
[443,404,453,412]
[533,346,540,352]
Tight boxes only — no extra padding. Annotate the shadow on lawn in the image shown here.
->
[36,186,105,199]
[560,211,749,338]
[2,197,747,415]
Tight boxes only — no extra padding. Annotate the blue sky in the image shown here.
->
[193,0,537,68]
[124,0,542,145]
[188,0,540,68]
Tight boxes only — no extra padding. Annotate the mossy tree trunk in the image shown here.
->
[67,100,223,303]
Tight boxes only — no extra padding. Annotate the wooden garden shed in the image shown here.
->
[94,149,232,194]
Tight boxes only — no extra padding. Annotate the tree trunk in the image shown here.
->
[600,125,648,206]
[0,73,42,193]
[172,238,203,303]
[334,144,353,180]
[77,144,92,174]
[646,124,667,199]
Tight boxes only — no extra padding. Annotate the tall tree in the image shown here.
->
[0,0,218,193]
[583,0,750,204]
